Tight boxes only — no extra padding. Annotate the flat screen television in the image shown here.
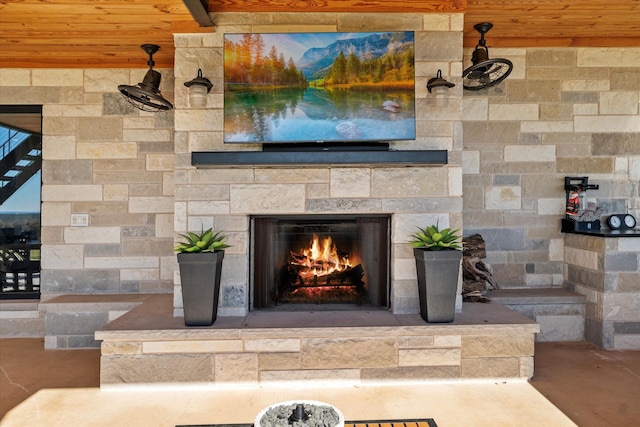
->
[223,31,416,144]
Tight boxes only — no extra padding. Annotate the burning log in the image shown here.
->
[288,263,364,287]
[462,234,498,302]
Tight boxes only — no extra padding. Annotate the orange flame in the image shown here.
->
[290,234,353,281]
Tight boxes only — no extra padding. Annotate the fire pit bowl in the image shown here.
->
[254,400,344,427]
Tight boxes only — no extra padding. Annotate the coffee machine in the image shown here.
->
[562,176,600,232]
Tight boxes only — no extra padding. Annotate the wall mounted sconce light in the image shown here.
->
[426,69,455,106]
[184,69,213,107]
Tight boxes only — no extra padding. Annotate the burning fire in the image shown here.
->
[290,234,353,282]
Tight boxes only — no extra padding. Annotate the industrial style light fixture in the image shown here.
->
[462,23,513,91]
[118,44,174,112]
[184,69,213,108]
[426,69,455,106]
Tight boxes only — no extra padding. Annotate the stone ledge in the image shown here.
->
[40,294,159,349]
[97,295,540,387]
[486,288,586,342]
[486,288,587,305]
[39,294,153,312]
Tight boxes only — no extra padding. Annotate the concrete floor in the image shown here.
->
[0,338,639,426]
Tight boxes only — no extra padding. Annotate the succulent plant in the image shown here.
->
[174,227,230,253]
[410,221,462,251]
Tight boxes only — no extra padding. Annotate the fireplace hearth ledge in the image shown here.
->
[96,295,539,387]
[191,149,447,168]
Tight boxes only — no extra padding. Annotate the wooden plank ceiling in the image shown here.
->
[0,0,638,69]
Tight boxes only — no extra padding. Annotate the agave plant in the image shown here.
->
[410,221,462,251]
[174,227,230,253]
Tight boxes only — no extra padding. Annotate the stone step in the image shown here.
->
[0,300,44,338]
[39,294,152,349]
[486,288,586,342]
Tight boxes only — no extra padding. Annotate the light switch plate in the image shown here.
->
[71,213,89,227]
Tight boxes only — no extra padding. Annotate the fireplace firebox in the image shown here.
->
[251,215,390,310]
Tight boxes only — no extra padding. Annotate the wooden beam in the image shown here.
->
[182,0,214,27]
[207,0,467,13]
[171,20,216,33]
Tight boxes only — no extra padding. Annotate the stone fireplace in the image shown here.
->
[172,12,465,319]
[251,214,390,310]
[94,14,541,388]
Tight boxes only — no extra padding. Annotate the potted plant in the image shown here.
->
[410,221,463,323]
[175,227,230,326]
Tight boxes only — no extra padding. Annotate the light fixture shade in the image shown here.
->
[184,69,213,108]
[427,70,455,106]
[188,84,209,107]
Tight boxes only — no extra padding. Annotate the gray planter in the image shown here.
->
[413,248,462,323]
[177,251,224,326]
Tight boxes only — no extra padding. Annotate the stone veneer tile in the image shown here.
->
[41,269,120,293]
[434,335,462,347]
[592,133,640,156]
[577,48,640,67]
[143,340,243,354]
[507,80,561,103]
[600,91,639,115]
[613,335,640,350]
[214,353,259,382]
[45,311,109,335]
[461,335,533,358]
[330,168,371,198]
[488,104,539,121]
[526,49,576,67]
[618,271,640,292]
[101,341,142,355]
[398,335,434,348]
[42,184,103,202]
[129,196,174,213]
[260,368,360,382]
[306,198,381,213]
[244,338,301,352]
[485,186,521,210]
[398,348,460,366]
[565,247,599,270]
[575,116,640,133]
[372,168,447,198]
[255,168,329,184]
[231,184,306,213]
[460,357,521,378]
[556,157,614,174]
[519,356,535,378]
[362,365,460,381]
[337,13,423,32]
[259,353,302,371]
[611,69,640,90]
[604,253,638,272]
[603,293,640,322]
[463,122,520,145]
[301,337,396,369]
[504,145,555,162]
[63,227,120,244]
[32,69,83,86]
[101,354,214,384]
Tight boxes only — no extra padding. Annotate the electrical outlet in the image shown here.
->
[71,213,89,227]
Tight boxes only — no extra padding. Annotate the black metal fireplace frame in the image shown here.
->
[250,214,392,311]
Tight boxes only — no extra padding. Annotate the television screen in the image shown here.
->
[223,31,416,144]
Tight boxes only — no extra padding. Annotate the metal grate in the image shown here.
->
[176,419,438,427]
